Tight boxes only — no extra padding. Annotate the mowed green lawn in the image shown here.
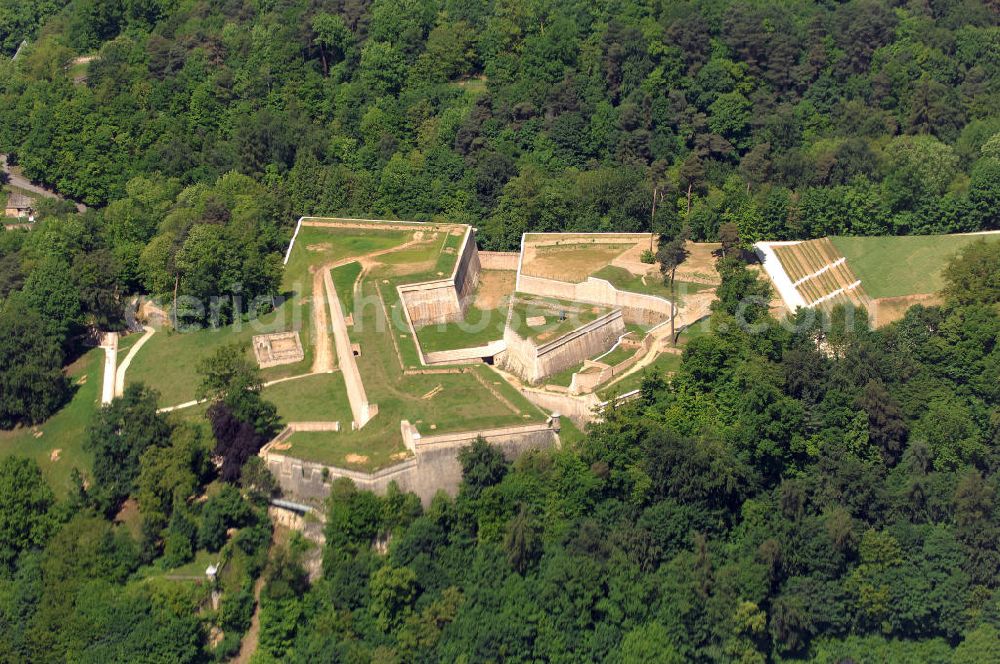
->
[282,274,548,471]
[415,304,509,352]
[263,373,353,424]
[0,348,103,495]
[126,299,314,407]
[831,234,999,299]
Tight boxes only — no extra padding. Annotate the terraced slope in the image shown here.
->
[772,238,873,311]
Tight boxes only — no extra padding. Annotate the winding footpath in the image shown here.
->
[114,326,156,397]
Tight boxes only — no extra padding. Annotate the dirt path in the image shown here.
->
[114,325,155,397]
[310,266,335,373]
[231,576,266,664]
[1,154,87,213]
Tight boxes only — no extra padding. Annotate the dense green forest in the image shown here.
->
[1,0,1000,661]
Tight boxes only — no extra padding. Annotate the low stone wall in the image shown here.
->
[423,339,506,366]
[516,274,672,326]
[263,420,559,506]
[479,251,520,270]
[518,388,601,428]
[499,309,626,383]
[288,421,342,432]
[570,330,655,394]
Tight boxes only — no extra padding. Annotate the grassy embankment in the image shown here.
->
[0,349,102,495]
[831,234,998,299]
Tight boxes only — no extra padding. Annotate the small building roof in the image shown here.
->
[6,192,35,209]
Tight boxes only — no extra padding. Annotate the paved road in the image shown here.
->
[1,154,87,213]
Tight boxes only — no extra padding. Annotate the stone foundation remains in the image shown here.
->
[253,331,304,368]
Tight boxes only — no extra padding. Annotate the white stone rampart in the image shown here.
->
[398,226,482,327]
[754,241,808,311]
[517,274,672,326]
[323,267,374,428]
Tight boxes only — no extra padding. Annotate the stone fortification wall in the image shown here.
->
[452,227,481,303]
[422,339,507,366]
[570,331,656,394]
[479,251,520,270]
[500,309,626,383]
[517,274,672,326]
[499,327,539,382]
[399,279,463,326]
[518,388,601,428]
[263,421,558,506]
[535,310,625,380]
[399,227,482,327]
[323,268,374,427]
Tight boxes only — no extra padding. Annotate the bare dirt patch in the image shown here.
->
[306,242,333,252]
[345,453,369,465]
[611,240,659,276]
[49,448,61,462]
[673,242,723,285]
[871,293,942,327]
[473,270,516,309]
[522,242,634,282]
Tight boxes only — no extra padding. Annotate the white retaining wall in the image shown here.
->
[500,309,626,383]
[399,226,482,326]
[754,241,807,311]
[263,420,559,506]
[323,267,374,427]
[517,274,672,326]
